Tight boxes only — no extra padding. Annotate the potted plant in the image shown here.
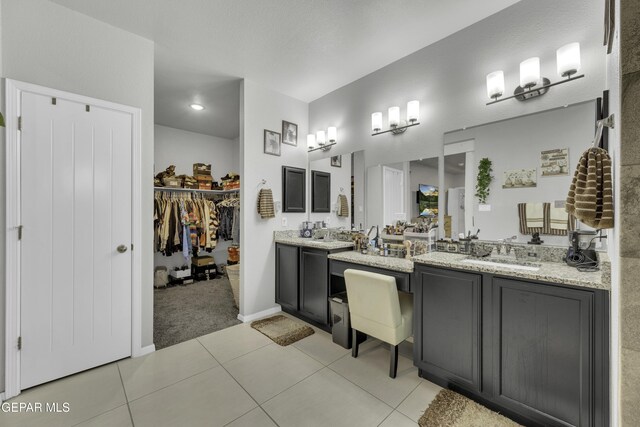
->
[475,158,493,204]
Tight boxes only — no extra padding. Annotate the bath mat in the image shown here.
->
[419,389,521,427]
[251,315,314,346]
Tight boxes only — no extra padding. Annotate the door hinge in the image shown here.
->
[17,225,23,240]
[17,336,22,351]
[18,116,22,131]
[131,244,134,251]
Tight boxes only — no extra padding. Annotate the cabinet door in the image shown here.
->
[492,278,593,427]
[414,267,481,391]
[282,166,306,213]
[275,244,299,311]
[300,248,329,324]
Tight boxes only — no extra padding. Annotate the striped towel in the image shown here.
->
[518,203,576,236]
[525,203,544,228]
[549,206,568,230]
[566,147,614,229]
[257,188,275,219]
[337,194,349,217]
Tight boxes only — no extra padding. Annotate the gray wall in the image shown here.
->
[444,101,595,246]
[1,0,155,392]
[308,0,605,168]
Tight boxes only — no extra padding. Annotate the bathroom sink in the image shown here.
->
[463,257,541,272]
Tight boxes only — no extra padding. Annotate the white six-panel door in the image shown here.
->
[20,91,133,389]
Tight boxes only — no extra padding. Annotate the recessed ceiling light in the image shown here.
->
[190,104,205,111]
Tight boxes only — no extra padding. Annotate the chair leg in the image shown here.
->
[389,344,399,378]
[352,329,359,358]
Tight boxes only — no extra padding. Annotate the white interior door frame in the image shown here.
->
[4,79,143,399]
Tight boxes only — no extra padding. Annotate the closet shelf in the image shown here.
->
[154,186,239,194]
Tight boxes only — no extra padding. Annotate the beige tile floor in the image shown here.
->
[0,314,442,427]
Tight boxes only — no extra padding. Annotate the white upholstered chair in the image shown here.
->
[344,269,413,378]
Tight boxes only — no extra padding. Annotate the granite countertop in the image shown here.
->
[274,235,354,250]
[327,251,414,273]
[412,252,610,291]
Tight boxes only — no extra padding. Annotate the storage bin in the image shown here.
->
[162,176,182,188]
[226,264,240,308]
[193,163,212,176]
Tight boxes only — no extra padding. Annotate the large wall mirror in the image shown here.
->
[443,101,597,246]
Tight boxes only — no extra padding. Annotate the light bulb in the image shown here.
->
[372,112,382,132]
[190,104,205,111]
[407,100,419,123]
[388,106,400,127]
[307,134,316,150]
[486,71,505,99]
[557,42,581,78]
[327,127,337,143]
[519,57,540,89]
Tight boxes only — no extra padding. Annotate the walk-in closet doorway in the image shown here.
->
[151,74,242,350]
[4,80,143,399]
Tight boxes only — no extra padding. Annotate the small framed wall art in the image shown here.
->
[264,129,281,156]
[282,120,298,146]
[331,155,342,168]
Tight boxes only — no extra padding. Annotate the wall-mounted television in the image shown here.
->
[418,184,438,217]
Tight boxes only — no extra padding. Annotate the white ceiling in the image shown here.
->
[51,0,521,139]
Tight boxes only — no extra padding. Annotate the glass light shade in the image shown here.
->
[557,42,581,77]
[407,100,419,122]
[519,57,540,88]
[388,106,400,127]
[316,130,326,145]
[486,71,505,99]
[327,126,337,143]
[372,112,382,132]
[307,134,316,150]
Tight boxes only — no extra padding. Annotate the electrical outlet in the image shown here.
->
[479,204,491,212]
[281,217,288,227]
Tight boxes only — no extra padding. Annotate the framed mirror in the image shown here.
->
[282,166,306,212]
[311,170,331,212]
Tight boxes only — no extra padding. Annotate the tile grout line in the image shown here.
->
[196,338,282,427]
[116,364,136,427]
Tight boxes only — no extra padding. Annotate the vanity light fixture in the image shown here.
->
[371,100,420,136]
[190,103,205,111]
[486,42,584,105]
[308,127,337,152]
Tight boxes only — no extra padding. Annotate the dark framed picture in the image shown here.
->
[282,120,298,146]
[264,129,281,156]
[331,155,342,168]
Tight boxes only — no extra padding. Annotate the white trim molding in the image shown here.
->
[4,79,144,399]
[237,306,282,323]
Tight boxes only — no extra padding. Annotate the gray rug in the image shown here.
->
[154,277,241,350]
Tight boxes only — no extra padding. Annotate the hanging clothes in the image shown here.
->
[154,191,222,256]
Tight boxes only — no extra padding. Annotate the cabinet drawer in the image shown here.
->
[329,260,411,292]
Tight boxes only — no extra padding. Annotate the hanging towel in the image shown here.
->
[257,188,275,219]
[549,206,569,230]
[566,147,614,229]
[525,203,544,228]
[337,194,349,217]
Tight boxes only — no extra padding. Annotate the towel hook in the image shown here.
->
[339,187,344,193]
[592,114,615,148]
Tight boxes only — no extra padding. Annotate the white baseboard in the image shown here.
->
[238,306,281,323]
[132,344,156,358]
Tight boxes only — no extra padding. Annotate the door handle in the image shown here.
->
[117,245,128,253]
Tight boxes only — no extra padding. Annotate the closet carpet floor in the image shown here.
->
[0,312,442,427]
[154,277,241,350]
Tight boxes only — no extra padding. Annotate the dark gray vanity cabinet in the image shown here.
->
[299,248,330,324]
[413,264,609,427]
[413,266,482,392]
[492,278,605,427]
[275,243,351,328]
[275,244,299,311]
